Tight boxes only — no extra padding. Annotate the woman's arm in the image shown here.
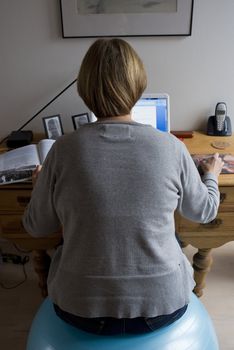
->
[177,144,223,223]
[22,146,61,237]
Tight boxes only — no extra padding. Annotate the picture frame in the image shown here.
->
[42,115,64,140]
[60,0,194,38]
[72,113,90,130]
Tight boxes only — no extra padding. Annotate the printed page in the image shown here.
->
[37,139,55,163]
[0,144,40,185]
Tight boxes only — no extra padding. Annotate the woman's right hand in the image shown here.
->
[200,153,224,178]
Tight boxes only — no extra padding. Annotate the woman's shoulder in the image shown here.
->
[53,127,88,146]
[139,125,185,148]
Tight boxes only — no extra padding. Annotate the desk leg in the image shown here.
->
[32,250,51,298]
[192,248,213,297]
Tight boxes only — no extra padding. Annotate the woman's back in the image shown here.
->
[24,121,219,318]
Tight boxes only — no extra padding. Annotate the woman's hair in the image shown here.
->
[77,38,147,119]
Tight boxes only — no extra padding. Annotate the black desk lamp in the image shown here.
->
[0,78,77,147]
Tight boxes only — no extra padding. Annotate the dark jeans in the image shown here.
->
[54,304,188,335]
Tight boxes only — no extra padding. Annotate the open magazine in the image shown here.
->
[192,153,234,175]
[0,139,55,185]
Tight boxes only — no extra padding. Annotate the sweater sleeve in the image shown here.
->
[22,145,61,237]
[177,142,220,223]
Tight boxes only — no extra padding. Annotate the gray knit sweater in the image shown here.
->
[23,122,219,318]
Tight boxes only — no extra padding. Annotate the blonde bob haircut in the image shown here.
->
[77,38,147,119]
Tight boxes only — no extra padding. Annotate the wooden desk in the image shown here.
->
[176,131,234,296]
[1,131,234,298]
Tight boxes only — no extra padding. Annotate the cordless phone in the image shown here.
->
[207,102,232,136]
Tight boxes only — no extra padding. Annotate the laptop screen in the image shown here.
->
[131,94,170,132]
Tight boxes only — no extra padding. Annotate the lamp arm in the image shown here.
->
[0,78,77,145]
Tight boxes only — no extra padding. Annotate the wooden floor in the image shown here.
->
[0,240,234,350]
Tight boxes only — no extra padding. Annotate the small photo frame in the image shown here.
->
[72,113,90,130]
[43,115,64,140]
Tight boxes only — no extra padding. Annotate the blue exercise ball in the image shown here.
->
[26,293,219,350]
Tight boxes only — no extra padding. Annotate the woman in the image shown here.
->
[23,38,223,335]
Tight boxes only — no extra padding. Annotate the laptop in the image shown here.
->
[131,93,170,132]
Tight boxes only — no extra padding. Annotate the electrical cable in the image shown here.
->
[13,243,32,254]
[0,256,29,289]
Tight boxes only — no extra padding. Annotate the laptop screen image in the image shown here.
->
[131,93,170,132]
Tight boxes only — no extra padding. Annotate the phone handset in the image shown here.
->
[215,102,227,132]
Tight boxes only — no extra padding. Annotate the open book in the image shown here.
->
[192,154,234,175]
[0,139,55,185]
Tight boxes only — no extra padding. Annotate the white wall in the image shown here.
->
[1,0,234,140]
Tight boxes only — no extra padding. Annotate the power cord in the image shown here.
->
[13,242,32,254]
[0,254,29,289]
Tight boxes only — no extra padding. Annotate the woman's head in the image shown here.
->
[77,38,147,119]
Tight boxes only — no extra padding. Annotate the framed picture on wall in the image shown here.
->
[60,0,194,38]
[42,115,64,140]
[72,113,90,130]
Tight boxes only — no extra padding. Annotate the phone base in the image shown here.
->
[207,116,232,136]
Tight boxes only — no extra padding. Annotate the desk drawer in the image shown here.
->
[219,186,234,211]
[0,214,25,234]
[0,189,31,212]
[177,212,234,234]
